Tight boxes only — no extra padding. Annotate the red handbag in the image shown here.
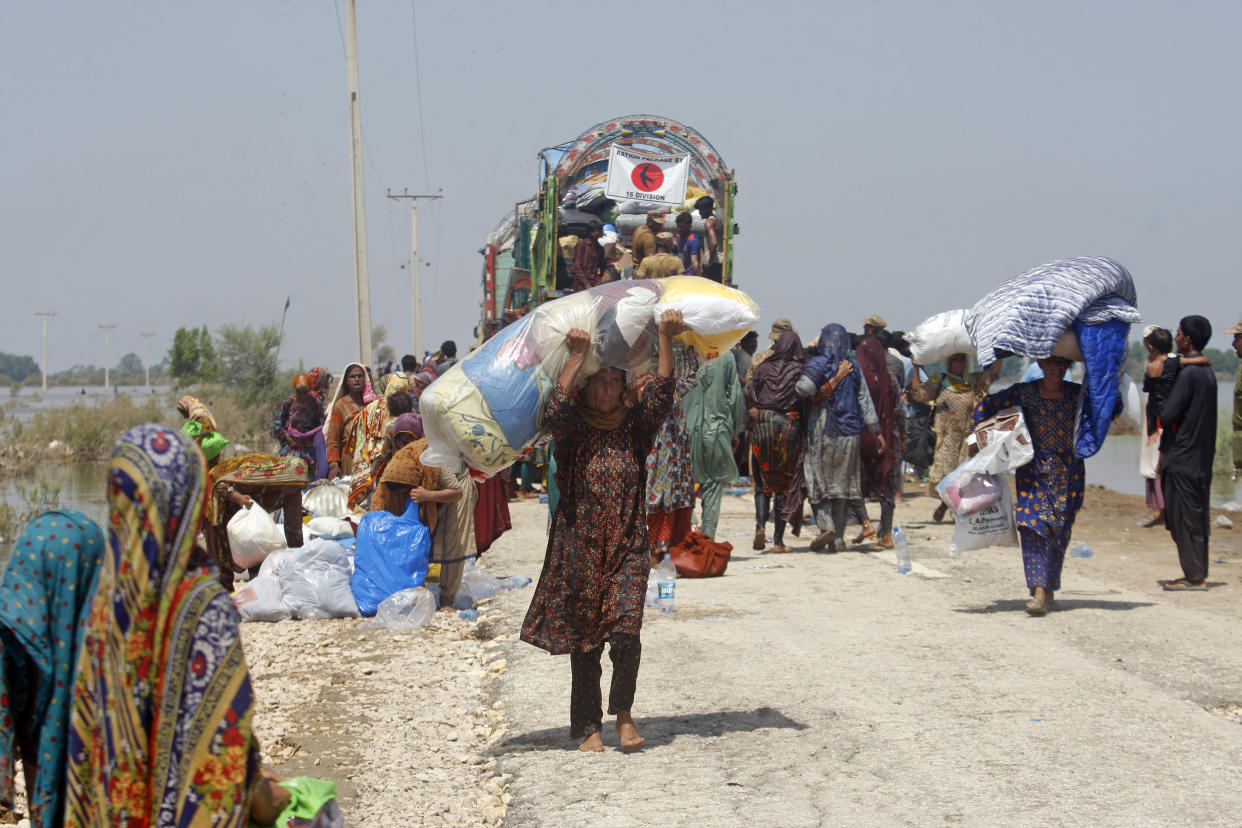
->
[668,530,732,578]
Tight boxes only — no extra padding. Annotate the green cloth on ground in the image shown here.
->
[682,350,745,485]
[248,776,338,828]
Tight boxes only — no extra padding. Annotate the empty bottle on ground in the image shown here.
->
[893,526,911,574]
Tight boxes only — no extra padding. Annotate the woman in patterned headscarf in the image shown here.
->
[348,374,415,512]
[64,424,288,826]
[1,512,104,827]
[324,363,375,478]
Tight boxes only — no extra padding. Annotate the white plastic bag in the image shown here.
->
[950,478,1018,554]
[279,540,359,619]
[906,309,975,365]
[232,575,290,622]
[306,516,354,539]
[226,503,287,569]
[959,407,1034,478]
[361,587,436,631]
[258,547,298,580]
[303,482,350,519]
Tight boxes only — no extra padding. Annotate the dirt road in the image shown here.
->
[483,486,1242,826]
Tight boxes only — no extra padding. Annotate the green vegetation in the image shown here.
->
[169,325,219,384]
[0,477,63,558]
[1126,339,1239,382]
[0,352,39,383]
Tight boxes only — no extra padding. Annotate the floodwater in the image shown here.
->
[2,384,172,422]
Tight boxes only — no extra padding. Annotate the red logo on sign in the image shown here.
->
[631,163,663,192]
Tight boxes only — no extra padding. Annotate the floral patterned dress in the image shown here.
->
[521,376,674,655]
[972,381,1085,593]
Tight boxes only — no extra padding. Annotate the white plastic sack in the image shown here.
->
[232,575,290,623]
[1114,374,1143,434]
[258,548,298,580]
[306,516,354,539]
[906,309,975,365]
[422,276,759,474]
[652,276,760,357]
[226,503,287,569]
[361,587,436,631]
[279,540,359,619]
[949,477,1019,554]
[303,482,350,519]
[1050,329,1084,362]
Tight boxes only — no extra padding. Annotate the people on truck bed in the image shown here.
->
[635,232,683,278]
[571,220,607,292]
[694,195,723,282]
[674,211,702,276]
[629,209,663,267]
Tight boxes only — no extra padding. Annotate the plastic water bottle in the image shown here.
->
[1069,544,1093,558]
[458,608,480,621]
[893,526,912,574]
[645,570,659,607]
[499,575,532,589]
[656,553,677,613]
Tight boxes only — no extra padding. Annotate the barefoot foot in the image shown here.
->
[578,732,606,752]
[615,712,645,750]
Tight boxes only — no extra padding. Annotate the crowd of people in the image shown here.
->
[555,197,725,293]
[1,304,1228,810]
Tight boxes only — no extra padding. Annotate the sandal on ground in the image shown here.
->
[932,504,948,523]
[753,530,766,551]
[772,544,792,553]
[809,529,837,552]
[851,523,876,544]
[1161,579,1207,591]
[1025,597,1047,616]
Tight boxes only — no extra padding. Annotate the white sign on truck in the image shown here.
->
[603,145,689,208]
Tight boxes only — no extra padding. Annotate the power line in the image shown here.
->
[408,0,431,189]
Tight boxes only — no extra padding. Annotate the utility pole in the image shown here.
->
[140,330,156,392]
[345,0,373,368]
[387,189,442,358]
[35,311,56,392]
[99,324,117,390]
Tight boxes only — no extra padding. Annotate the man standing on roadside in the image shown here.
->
[1160,315,1217,591]
[1226,317,1242,480]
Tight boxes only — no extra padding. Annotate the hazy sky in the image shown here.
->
[4,1,1241,373]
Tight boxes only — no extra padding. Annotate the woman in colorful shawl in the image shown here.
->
[347,374,415,512]
[204,453,309,591]
[971,357,1085,616]
[0,512,103,827]
[272,373,325,479]
[746,330,807,553]
[324,362,375,478]
[644,342,699,566]
[177,395,218,435]
[368,416,445,533]
[521,311,684,753]
[856,335,903,549]
[908,353,1001,522]
[65,424,289,826]
[796,324,881,554]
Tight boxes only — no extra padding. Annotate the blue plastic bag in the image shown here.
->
[350,500,431,617]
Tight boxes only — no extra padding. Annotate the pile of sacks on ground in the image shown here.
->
[228,479,527,630]
[421,276,760,474]
[905,256,1143,553]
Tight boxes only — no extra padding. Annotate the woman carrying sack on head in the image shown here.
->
[521,310,687,752]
